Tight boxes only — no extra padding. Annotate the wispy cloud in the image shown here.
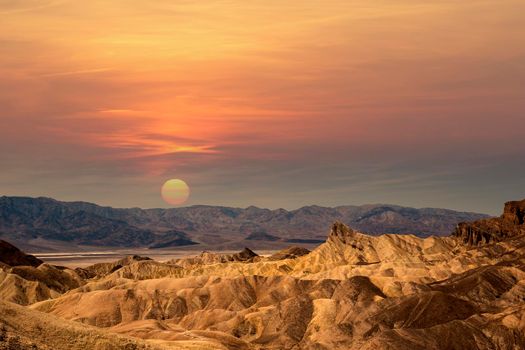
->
[0,0,66,15]
[37,68,114,78]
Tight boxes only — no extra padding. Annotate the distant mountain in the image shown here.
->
[0,196,490,251]
[0,196,197,250]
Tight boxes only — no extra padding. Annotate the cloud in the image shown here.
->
[37,68,114,77]
[0,0,66,15]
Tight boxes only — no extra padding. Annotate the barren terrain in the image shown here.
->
[1,199,524,349]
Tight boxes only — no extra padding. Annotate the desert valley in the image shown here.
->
[1,198,525,349]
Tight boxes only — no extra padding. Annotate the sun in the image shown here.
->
[161,179,190,206]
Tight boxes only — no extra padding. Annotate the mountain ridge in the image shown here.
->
[0,196,490,251]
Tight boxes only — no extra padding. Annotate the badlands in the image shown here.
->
[1,199,525,349]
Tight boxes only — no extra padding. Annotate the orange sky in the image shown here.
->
[1,1,524,213]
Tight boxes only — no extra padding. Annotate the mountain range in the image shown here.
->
[0,196,489,251]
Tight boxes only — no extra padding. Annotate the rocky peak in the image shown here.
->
[328,221,356,244]
[502,199,525,225]
[452,199,525,245]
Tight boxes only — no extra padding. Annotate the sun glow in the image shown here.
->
[161,179,190,206]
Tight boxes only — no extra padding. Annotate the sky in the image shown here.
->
[1,0,524,214]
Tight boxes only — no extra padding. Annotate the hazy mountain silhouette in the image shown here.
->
[0,196,489,251]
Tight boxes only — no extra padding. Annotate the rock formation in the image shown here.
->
[327,221,357,244]
[453,199,525,245]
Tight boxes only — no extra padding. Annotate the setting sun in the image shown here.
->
[161,179,190,206]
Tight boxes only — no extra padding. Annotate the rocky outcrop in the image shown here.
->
[502,199,525,225]
[231,247,258,262]
[453,199,525,245]
[0,240,42,267]
[328,221,357,244]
